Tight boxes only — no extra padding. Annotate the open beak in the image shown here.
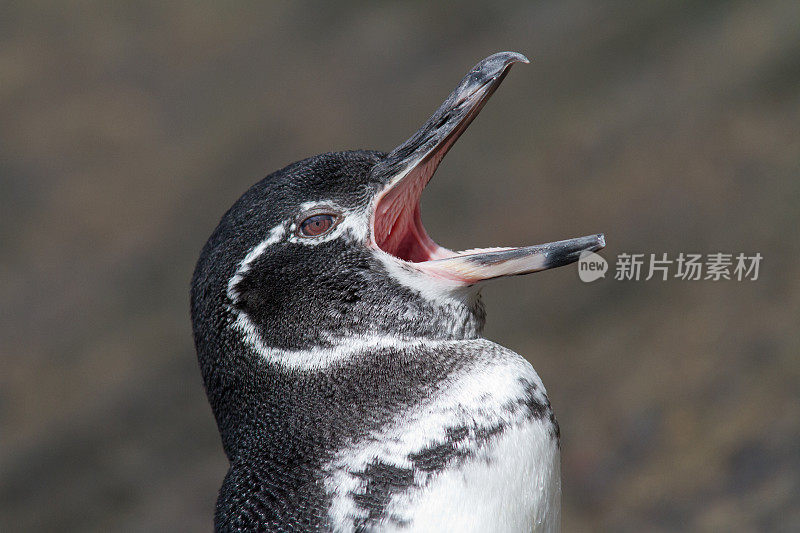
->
[369,51,605,284]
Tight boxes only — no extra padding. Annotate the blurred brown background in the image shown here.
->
[2,1,798,531]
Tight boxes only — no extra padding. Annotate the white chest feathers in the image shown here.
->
[324,339,562,532]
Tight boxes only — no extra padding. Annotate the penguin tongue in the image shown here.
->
[370,52,605,284]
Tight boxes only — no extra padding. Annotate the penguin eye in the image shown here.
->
[298,213,339,237]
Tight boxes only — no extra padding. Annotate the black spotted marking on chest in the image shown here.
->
[345,377,557,529]
[514,378,560,445]
[347,423,504,530]
[409,425,473,472]
[351,463,415,531]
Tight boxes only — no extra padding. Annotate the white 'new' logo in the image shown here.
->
[578,251,608,282]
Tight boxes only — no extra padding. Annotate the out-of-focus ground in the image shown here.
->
[1,1,798,531]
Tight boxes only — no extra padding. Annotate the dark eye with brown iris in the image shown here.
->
[299,213,338,237]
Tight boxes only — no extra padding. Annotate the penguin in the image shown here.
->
[191,52,604,532]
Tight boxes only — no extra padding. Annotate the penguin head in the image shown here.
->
[191,52,604,413]
[192,148,481,361]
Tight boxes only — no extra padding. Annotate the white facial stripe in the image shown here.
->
[236,328,459,370]
[298,200,334,211]
[226,223,287,304]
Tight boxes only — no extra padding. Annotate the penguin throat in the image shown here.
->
[372,200,448,264]
[371,156,456,264]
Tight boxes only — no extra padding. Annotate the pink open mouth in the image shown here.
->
[370,164,603,284]
[370,156,511,265]
[372,170,451,264]
[368,52,604,284]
